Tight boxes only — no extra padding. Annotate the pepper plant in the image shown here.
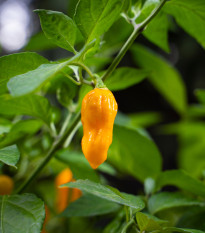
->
[0,0,205,232]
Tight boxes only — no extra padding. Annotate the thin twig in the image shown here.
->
[71,62,95,80]
[61,72,81,85]
[101,0,167,81]
[15,112,81,194]
[121,219,135,233]
[68,63,94,86]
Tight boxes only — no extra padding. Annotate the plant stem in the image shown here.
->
[69,62,94,86]
[102,0,167,81]
[78,67,84,83]
[125,206,130,222]
[15,112,81,194]
[63,121,81,148]
[135,0,167,31]
[82,79,93,86]
[61,72,81,85]
[121,218,135,233]
[71,62,95,80]
[101,29,140,82]
[58,112,72,137]
[50,122,58,137]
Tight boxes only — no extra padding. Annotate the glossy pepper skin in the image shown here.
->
[0,175,14,195]
[81,88,118,169]
[55,168,81,213]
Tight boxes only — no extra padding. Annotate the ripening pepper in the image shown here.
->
[41,205,49,233]
[55,168,81,213]
[81,88,118,169]
[0,174,14,195]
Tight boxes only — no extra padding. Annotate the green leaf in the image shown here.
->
[108,124,162,182]
[68,0,79,18]
[103,211,125,233]
[67,218,98,233]
[74,0,124,43]
[0,120,43,149]
[98,162,118,176]
[0,52,48,94]
[82,37,102,58]
[85,56,112,71]
[155,170,205,197]
[180,229,205,233]
[0,145,20,168]
[195,89,205,105]
[177,207,205,231]
[143,12,170,52]
[114,112,132,128]
[187,105,205,119]
[114,112,161,133]
[159,121,205,177]
[134,0,160,23]
[61,193,120,217]
[148,192,205,214]
[177,122,205,177]
[0,118,11,135]
[57,77,78,108]
[129,112,162,128]
[0,193,45,233]
[122,0,132,12]
[24,32,57,51]
[7,42,94,97]
[56,150,100,182]
[166,227,205,233]
[36,180,56,212]
[105,67,149,91]
[102,17,133,52]
[0,94,52,123]
[62,179,145,210]
[131,44,187,115]
[163,0,205,48]
[35,10,77,53]
[7,62,68,96]
[161,121,205,177]
[136,212,168,232]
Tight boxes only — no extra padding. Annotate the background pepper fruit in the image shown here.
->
[55,168,81,213]
[81,88,118,169]
[0,174,14,195]
[41,205,49,233]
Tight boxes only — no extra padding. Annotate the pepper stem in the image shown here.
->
[94,75,107,89]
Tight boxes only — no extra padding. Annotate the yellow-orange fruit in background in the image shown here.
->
[55,168,81,213]
[41,205,49,233]
[70,185,82,202]
[81,88,118,169]
[0,174,14,195]
[55,168,72,213]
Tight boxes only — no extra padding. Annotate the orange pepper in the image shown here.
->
[0,174,14,195]
[70,183,82,202]
[55,168,81,213]
[81,88,118,169]
[41,205,49,233]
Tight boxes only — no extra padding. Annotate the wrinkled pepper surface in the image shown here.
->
[81,88,118,169]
